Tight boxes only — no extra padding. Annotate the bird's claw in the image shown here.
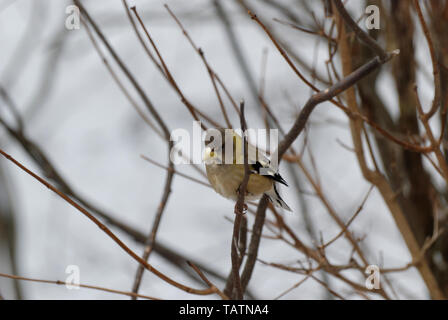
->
[234,203,248,215]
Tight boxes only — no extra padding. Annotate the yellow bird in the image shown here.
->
[204,128,291,211]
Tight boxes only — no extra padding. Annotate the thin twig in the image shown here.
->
[333,0,388,61]
[80,16,164,140]
[413,0,441,119]
[214,0,261,113]
[187,261,229,300]
[141,155,210,188]
[320,185,374,249]
[274,275,311,300]
[0,272,159,300]
[164,4,232,128]
[74,0,171,140]
[131,148,174,298]
[128,4,221,130]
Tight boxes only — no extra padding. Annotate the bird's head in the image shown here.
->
[203,128,238,165]
[203,146,220,164]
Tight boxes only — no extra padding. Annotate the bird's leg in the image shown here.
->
[235,184,248,215]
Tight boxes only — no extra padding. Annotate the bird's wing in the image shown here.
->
[233,131,288,186]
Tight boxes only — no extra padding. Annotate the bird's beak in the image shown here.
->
[203,147,214,162]
[204,146,222,164]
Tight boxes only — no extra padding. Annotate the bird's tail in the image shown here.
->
[265,184,292,212]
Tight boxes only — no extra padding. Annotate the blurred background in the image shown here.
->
[0,0,447,299]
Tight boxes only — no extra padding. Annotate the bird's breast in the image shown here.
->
[205,164,273,201]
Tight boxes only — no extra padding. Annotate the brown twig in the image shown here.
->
[164,4,232,129]
[240,195,268,293]
[74,0,171,139]
[414,86,448,181]
[187,261,229,300]
[381,227,446,274]
[273,18,337,44]
[131,150,174,298]
[320,185,374,249]
[333,0,388,61]
[80,16,165,140]
[0,272,159,300]
[274,275,311,300]
[127,4,222,130]
[141,155,210,188]
[214,0,262,115]
[413,0,441,119]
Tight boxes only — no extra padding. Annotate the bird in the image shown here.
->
[203,128,291,212]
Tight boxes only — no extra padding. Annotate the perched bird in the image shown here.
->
[204,128,291,212]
